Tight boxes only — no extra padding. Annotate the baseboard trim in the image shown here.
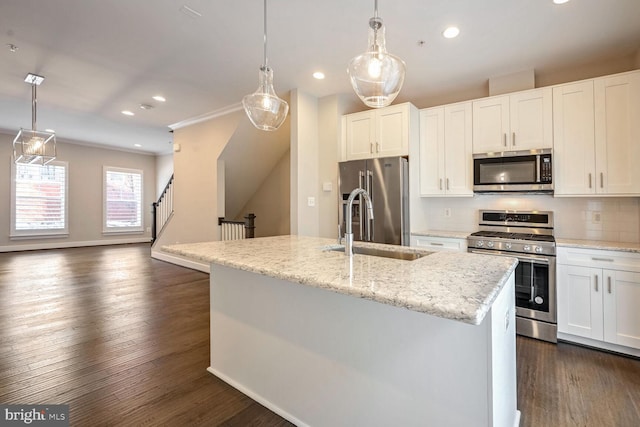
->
[557,332,640,358]
[0,237,151,253]
[207,366,307,427]
[151,249,210,273]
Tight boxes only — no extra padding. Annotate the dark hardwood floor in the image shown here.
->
[1,244,638,426]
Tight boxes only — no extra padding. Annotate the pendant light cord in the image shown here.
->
[374,0,378,18]
[31,83,37,131]
[263,0,268,68]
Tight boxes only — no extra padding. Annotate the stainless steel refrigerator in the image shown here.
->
[338,156,409,246]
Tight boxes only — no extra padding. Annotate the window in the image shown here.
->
[103,167,144,233]
[11,161,69,238]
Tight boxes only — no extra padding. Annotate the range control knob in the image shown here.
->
[505,242,512,250]
[486,241,494,248]
[523,245,531,252]
[535,246,543,253]
[477,240,484,247]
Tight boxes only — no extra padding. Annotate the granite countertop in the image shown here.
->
[162,235,517,326]
[411,230,472,239]
[556,238,640,254]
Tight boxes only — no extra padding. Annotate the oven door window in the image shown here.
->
[514,261,550,313]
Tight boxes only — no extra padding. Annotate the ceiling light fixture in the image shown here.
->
[152,95,166,102]
[553,0,570,4]
[347,0,406,108]
[13,73,56,165]
[140,103,154,110]
[6,43,18,53]
[122,110,135,116]
[242,0,289,131]
[442,26,460,39]
[313,71,325,80]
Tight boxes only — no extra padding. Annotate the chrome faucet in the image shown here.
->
[344,187,374,256]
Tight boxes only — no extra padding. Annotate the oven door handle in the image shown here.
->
[469,250,551,265]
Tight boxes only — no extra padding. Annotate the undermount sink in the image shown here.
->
[327,246,431,261]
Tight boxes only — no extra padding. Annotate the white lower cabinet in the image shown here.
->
[557,247,640,354]
[410,235,467,252]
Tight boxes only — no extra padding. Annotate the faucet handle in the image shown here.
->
[338,223,343,244]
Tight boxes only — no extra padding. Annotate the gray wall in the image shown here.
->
[1,131,156,251]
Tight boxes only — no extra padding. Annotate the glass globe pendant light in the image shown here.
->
[348,0,406,108]
[242,0,289,131]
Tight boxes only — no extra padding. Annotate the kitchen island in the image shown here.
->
[163,235,520,427]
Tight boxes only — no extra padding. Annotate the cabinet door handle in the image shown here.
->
[430,242,444,246]
[376,142,380,153]
[439,179,443,190]
[512,132,516,146]
[370,143,374,154]
[591,257,614,262]
[588,173,592,189]
[607,276,612,294]
[446,178,450,190]
[595,275,599,292]
[600,172,604,189]
[503,133,507,147]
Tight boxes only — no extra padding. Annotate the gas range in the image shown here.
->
[467,210,557,343]
[467,211,556,256]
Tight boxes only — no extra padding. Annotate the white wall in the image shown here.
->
[0,131,156,251]
[290,90,319,237]
[156,111,243,247]
[236,150,291,237]
[155,153,173,199]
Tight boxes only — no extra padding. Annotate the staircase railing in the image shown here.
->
[151,174,174,244]
[218,213,256,241]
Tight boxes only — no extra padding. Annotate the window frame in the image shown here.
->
[10,160,69,239]
[103,166,144,234]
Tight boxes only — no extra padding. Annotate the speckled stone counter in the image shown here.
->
[411,230,472,239]
[557,238,640,253]
[163,235,517,325]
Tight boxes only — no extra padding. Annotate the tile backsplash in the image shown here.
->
[412,195,640,243]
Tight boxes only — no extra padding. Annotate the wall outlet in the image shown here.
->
[592,211,601,224]
[307,197,316,207]
[444,208,451,218]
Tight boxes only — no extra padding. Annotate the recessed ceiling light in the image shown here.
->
[134,144,142,147]
[45,128,55,133]
[553,0,570,4]
[140,103,154,110]
[313,71,325,80]
[122,110,135,116]
[442,26,460,39]
[153,95,166,102]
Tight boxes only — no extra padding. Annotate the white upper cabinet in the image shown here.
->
[419,102,473,197]
[594,72,640,194]
[472,87,552,153]
[554,71,640,196]
[342,103,416,161]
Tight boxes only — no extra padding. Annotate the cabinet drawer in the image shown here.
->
[411,235,467,252]
[557,247,640,272]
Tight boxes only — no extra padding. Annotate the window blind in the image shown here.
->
[15,163,66,231]
[105,169,143,230]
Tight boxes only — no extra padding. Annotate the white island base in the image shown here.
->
[208,264,520,427]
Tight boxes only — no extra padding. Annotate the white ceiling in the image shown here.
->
[1,0,639,155]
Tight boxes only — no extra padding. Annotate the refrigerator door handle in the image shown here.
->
[366,170,374,241]
[358,171,365,240]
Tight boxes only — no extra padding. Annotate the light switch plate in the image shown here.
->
[307,197,316,207]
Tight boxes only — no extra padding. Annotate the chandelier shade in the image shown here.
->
[242,0,289,131]
[348,2,406,108]
[13,73,56,165]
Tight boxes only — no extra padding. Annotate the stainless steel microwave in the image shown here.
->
[473,149,553,193]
